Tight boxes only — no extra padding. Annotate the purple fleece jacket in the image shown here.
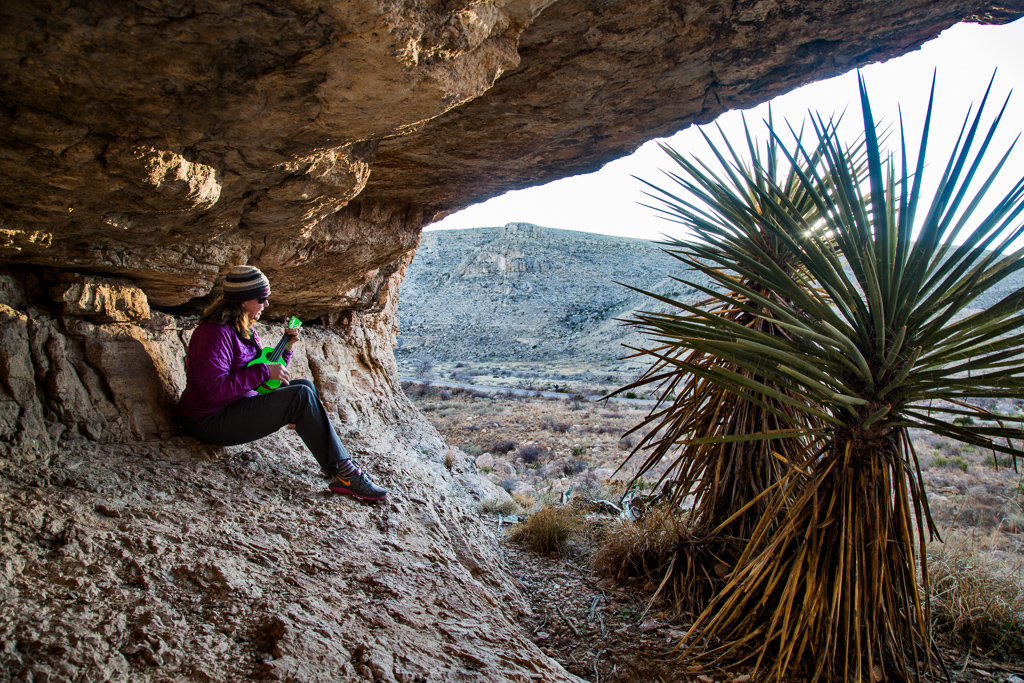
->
[177,323,292,419]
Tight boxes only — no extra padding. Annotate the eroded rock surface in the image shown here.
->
[0,266,582,682]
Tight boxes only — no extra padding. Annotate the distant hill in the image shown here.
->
[396,222,1024,384]
[396,223,703,371]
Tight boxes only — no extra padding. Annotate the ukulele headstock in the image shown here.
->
[287,316,303,330]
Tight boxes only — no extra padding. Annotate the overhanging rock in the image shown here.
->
[2,1,1020,317]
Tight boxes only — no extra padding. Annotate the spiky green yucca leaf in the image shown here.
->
[623,76,1024,682]
[612,113,855,599]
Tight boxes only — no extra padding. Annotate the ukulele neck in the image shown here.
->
[268,331,290,363]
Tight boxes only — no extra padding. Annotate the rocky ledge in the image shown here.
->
[0,268,582,681]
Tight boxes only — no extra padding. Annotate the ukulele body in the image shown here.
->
[247,316,303,394]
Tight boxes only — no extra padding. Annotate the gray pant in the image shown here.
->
[180,379,349,475]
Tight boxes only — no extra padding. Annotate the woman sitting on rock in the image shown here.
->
[176,265,387,501]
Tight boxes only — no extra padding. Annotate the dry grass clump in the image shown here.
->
[507,504,582,554]
[590,505,679,582]
[928,534,1024,658]
[589,505,728,617]
[478,498,519,517]
[511,492,535,510]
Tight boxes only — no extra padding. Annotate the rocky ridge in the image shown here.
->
[397,222,1024,382]
[397,223,697,369]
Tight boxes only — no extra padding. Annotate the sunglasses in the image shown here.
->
[257,297,269,305]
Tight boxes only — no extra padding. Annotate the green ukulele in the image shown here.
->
[248,316,303,394]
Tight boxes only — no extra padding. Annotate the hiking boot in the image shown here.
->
[328,468,387,501]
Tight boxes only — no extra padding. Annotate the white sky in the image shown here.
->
[426,18,1024,243]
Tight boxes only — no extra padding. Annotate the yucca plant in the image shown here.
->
[609,115,853,614]
[621,76,1024,681]
[616,115,867,537]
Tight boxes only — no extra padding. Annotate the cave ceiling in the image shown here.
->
[1,0,1021,318]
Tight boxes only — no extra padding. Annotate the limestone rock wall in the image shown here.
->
[362,0,1024,213]
[0,248,418,464]
[0,0,549,309]
[0,257,586,682]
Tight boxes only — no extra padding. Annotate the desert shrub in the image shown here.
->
[590,506,728,614]
[402,381,433,399]
[479,498,519,516]
[489,439,517,454]
[416,357,434,378]
[1001,513,1024,533]
[571,446,588,457]
[499,477,517,493]
[949,441,974,457]
[517,444,542,463]
[591,506,679,582]
[511,492,536,510]
[928,535,1024,659]
[438,389,451,400]
[584,424,620,435]
[932,455,971,472]
[563,458,587,476]
[546,421,572,433]
[953,416,976,427]
[507,505,581,554]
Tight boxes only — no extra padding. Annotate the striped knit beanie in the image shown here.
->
[222,265,271,303]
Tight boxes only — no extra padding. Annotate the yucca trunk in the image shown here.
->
[620,285,820,615]
[683,425,935,681]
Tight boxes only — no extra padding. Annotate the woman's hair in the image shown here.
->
[199,297,252,338]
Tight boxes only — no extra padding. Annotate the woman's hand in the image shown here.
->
[285,326,300,350]
[268,363,290,385]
